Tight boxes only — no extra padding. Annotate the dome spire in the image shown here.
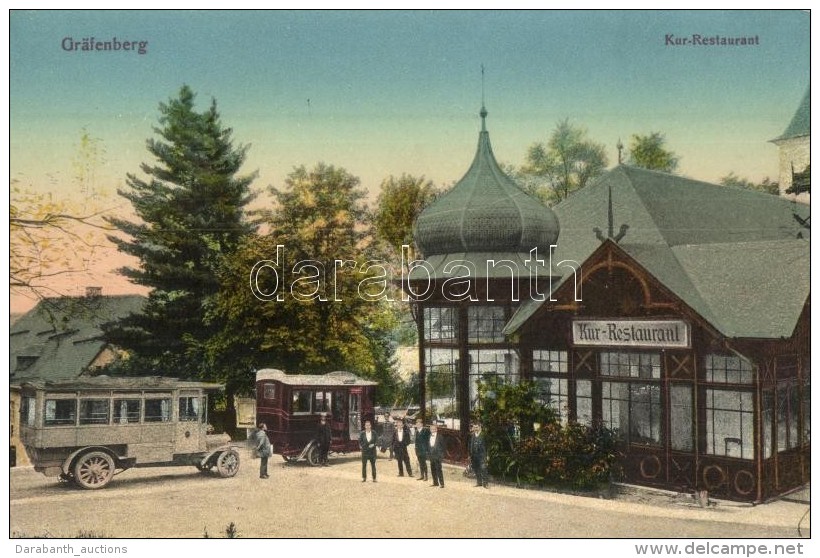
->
[480,63,487,132]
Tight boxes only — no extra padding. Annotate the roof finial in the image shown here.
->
[480,64,488,131]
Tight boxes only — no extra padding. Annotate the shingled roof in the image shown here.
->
[505,165,810,339]
[773,86,810,142]
[9,294,145,382]
[411,107,559,279]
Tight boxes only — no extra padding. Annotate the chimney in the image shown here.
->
[85,286,102,298]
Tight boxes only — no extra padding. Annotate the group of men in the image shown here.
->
[253,412,490,490]
[360,414,489,489]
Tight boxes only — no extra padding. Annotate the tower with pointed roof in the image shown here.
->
[771,86,809,203]
[405,106,560,446]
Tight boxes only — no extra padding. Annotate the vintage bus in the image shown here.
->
[17,376,241,489]
[251,369,377,465]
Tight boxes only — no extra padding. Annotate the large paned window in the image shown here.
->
[705,354,754,384]
[777,380,800,452]
[600,351,662,445]
[533,350,569,423]
[423,307,458,342]
[575,380,592,426]
[468,349,519,410]
[467,306,506,343]
[425,348,459,429]
[704,353,755,459]
[705,389,753,459]
[602,381,662,445]
[601,351,661,379]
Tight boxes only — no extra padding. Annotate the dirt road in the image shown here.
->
[9,448,808,539]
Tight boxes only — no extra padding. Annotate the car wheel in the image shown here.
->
[74,451,115,489]
[216,449,240,478]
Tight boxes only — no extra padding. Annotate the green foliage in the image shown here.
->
[104,85,257,380]
[477,377,618,490]
[374,174,437,260]
[627,132,679,173]
[207,163,401,401]
[720,172,779,195]
[520,119,608,204]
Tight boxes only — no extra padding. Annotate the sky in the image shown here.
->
[7,9,811,312]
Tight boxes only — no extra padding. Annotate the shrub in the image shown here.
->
[477,377,618,490]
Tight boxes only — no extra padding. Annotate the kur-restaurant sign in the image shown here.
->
[572,319,691,349]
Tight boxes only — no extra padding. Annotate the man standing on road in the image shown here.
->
[359,420,378,482]
[413,418,430,481]
[253,422,273,479]
[428,422,444,488]
[392,418,413,477]
[469,422,488,488]
[316,414,332,466]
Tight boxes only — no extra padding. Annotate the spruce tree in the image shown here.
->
[105,85,256,378]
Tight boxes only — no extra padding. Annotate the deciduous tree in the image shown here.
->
[207,163,401,403]
[520,119,607,204]
[627,132,679,173]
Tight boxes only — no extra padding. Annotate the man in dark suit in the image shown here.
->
[391,418,413,477]
[413,418,430,481]
[315,414,332,466]
[469,422,488,488]
[359,420,377,482]
[427,422,444,488]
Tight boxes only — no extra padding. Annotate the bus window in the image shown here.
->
[314,391,331,414]
[45,399,76,426]
[113,399,141,424]
[332,391,345,422]
[144,398,172,422]
[263,384,275,400]
[79,399,110,425]
[179,396,203,422]
[292,390,311,414]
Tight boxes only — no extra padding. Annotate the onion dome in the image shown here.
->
[414,107,560,257]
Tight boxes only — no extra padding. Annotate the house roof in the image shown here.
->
[9,294,145,382]
[773,86,810,142]
[505,165,810,339]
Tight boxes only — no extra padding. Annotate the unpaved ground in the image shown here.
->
[9,448,809,539]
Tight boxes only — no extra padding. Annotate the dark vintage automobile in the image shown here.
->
[251,369,377,465]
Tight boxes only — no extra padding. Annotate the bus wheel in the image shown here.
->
[74,451,115,489]
[216,449,240,478]
[306,444,320,467]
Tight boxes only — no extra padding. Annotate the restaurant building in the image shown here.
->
[405,107,810,502]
